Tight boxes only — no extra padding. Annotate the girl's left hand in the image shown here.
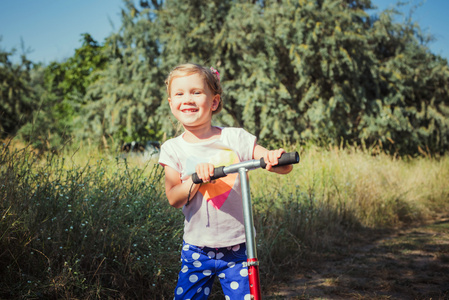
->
[263,148,286,171]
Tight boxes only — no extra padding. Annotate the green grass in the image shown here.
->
[250,144,449,290]
[1,142,448,299]
[1,143,182,299]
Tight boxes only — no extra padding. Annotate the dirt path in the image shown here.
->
[267,217,449,300]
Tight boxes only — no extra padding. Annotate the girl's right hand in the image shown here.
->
[195,163,215,183]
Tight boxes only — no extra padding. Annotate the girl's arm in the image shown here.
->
[164,166,200,208]
[253,144,293,174]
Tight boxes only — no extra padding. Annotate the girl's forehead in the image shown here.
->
[171,73,206,88]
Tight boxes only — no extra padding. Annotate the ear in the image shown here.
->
[211,94,220,111]
[168,98,172,107]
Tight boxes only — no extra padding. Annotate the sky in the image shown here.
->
[0,0,448,64]
[0,0,124,64]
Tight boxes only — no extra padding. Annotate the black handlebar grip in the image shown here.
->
[192,166,226,184]
[260,151,300,169]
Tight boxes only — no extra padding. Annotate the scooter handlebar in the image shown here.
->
[259,151,300,169]
[191,152,299,184]
[191,166,226,184]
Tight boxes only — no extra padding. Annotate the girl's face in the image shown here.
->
[168,73,220,129]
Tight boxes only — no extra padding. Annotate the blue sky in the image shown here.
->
[374,0,449,60]
[0,0,124,64]
[0,0,448,64]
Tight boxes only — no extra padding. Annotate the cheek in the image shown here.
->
[168,99,178,110]
[170,105,180,115]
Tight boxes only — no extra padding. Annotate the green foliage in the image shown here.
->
[0,45,36,137]
[80,1,165,145]
[153,0,449,154]
[359,8,449,154]
[15,34,108,152]
[16,65,68,152]
[2,144,448,297]
[4,0,449,155]
[58,33,109,100]
[0,143,182,299]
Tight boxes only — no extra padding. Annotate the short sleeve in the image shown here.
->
[158,139,182,173]
[222,127,256,161]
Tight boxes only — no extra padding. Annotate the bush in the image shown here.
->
[0,142,182,299]
[1,142,448,298]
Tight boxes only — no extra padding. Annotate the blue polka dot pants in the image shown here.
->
[174,241,251,300]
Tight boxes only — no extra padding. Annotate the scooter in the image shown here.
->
[192,152,300,299]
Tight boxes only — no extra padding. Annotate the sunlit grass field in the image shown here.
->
[1,141,448,299]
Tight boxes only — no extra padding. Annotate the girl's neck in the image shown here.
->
[182,125,221,143]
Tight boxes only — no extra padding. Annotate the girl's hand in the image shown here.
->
[195,163,215,183]
[253,145,293,174]
[263,148,286,172]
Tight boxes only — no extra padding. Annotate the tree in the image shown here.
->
[359,7,449,154]
[0,44,36,137]
[15,34,108,151]
[156,0,233,135]
[29,0,448,155]
[80,0,164,147]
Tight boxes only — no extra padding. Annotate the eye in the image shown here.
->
[193,90,202,95]
[175,92,183,96]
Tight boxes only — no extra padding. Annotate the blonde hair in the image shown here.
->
[165,63,223,115]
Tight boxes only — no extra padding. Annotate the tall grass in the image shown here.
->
[0,143,182,299]
[250,145,449,287]
[1,142,448,298]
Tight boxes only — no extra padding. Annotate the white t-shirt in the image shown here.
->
[158,127,256,248]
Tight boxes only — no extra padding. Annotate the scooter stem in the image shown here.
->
[190,152,299,298]
[239,167,261,299]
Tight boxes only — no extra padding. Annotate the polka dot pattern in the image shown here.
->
[176,287,183,295]
[174,242,250,299]
[189,274,198,283]
[230,281,239,290]
[240,268,248,277]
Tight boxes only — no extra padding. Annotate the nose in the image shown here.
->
[182,94,194,104]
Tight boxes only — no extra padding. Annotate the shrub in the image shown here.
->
[0,143,182,299]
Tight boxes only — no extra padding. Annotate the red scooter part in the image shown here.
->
[248,258,261,299]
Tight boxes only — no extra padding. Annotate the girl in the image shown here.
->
[158,63,292,299]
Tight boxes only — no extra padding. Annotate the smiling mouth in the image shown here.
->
[182,108,198,113]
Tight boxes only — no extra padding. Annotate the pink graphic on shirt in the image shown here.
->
[200,174,238,209]
[198,150,239,210]
[205,184,232,210]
